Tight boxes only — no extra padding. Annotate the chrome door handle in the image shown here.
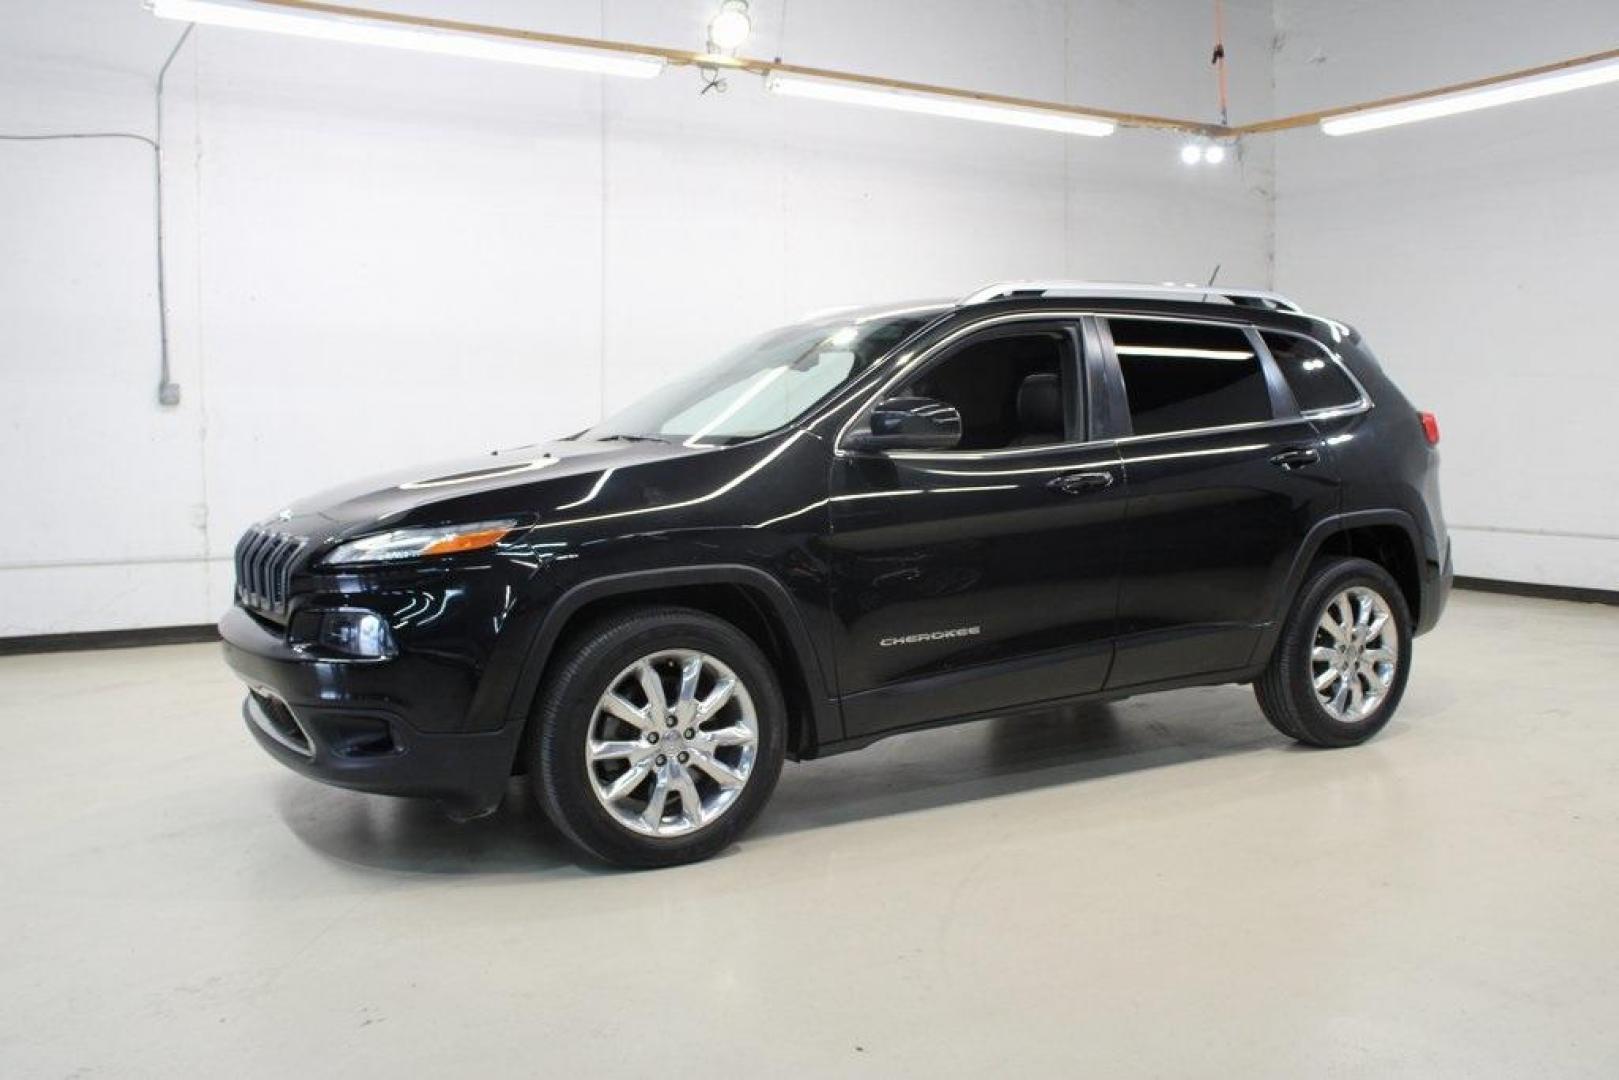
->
[1269,447,1321,470]
[1047,471,1114,495]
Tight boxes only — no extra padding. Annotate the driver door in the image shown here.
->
[824,317,1126,740]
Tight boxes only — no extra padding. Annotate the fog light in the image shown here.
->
[321,610,394,658]
[291,608,397,659]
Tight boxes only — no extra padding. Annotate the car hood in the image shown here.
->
[272,438,709,540]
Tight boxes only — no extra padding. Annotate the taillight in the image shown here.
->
[1418,411,1440,446]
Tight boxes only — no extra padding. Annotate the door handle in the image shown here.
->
[1269,447,1321,471]
[1046,471,1115,495]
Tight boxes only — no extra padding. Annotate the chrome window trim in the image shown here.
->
[831,308,1372,459]
[885,416,1315,462]
[832,309,1096,457]
[1300,400,1373,421]
[836,308,1255,458]
[888,440,1109,462]
[1255,326,1374,421]
[1099,312,1288,440]
[1104,313,1377,437]
[1111,414,1304,446]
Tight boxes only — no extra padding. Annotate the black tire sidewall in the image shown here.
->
[531,609,786,868]
[1276,558,1413,747]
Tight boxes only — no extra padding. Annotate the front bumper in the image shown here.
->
[221,605,524,817]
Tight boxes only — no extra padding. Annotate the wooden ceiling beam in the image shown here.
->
[242,2,1618,141]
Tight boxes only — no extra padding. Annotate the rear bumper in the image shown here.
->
[1416,538,1453,637]
[221,605,523,816]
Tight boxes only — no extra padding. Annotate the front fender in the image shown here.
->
[490,563,842,756]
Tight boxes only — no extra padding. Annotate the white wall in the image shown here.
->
[11,0,1614,637]
[1,0,1275,635]
[1273,0,1619,591]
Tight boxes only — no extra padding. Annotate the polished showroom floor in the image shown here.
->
[1,590,1616,1078]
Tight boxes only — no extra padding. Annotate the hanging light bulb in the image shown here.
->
[707,0,751,53]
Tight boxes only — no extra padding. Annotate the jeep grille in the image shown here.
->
[234,527,307,617]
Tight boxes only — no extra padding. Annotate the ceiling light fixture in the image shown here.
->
[766,73,1115,137]
[1320,55,1619,135]
[145,0,666,78]
[141,2,1619,142]
[1180,140,1228,165]
[706,0,751,54]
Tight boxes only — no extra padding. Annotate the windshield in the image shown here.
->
[580,310,935,447]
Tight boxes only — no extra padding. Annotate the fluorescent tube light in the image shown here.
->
[147,0,666,78]
[766,73,1115,137]
[1320,56,1619,135]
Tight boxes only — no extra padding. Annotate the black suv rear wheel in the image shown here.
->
[1256,556,1412,748]
[529,606,786,868]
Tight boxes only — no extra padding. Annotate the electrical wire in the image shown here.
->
[775,0,790,63]
[1212,0,1230,127]
[697,63,728,94]
[0,132,157,148]
[153,24,195,406]
[0,23,193,407]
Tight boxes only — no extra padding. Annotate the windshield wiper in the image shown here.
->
[596,434,671,444]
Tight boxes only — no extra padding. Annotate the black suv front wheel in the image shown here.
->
[1256,556,1412,748]
[530,606,786,868]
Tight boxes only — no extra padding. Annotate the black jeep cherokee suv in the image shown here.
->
[223,281,1451,868]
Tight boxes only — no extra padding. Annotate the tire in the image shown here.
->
[1255,556,1412,748]
[529,606,786,869]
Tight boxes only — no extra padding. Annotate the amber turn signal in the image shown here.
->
[420,526,515,556]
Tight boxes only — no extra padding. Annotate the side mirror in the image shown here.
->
[844,396,962,453]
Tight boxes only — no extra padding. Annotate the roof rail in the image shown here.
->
[960,280,1304,314]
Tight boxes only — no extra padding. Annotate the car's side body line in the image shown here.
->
[815,662,1263,757]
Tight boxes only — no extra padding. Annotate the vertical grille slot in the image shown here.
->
[233,527,307,618]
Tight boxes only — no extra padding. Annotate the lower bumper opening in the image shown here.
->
[246,689,313,758]
[317,715,399,758]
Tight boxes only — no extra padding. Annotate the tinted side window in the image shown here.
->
[1262,332,1361,413]
[900,330,1070,450]
[1108,319,1272,436]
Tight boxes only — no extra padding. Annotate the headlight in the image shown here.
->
[322,519,520,567]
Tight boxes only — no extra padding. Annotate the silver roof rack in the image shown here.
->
[960,280,1304,314]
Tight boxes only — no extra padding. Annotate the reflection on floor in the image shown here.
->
[1,590,1615,1077]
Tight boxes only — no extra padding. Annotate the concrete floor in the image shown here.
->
[1,591,1617,1078]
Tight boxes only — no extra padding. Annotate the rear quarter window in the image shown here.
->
[1261,331,1363,414]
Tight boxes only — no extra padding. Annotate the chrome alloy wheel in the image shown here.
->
[585,650,760,838]
[1311,586,1399,722]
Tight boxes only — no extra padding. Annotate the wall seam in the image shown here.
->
[1062,0,1072,276]
[598,0,610,419]
[1267,0,1281,288]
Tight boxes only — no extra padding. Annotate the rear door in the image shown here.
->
[1098,314,1340,689]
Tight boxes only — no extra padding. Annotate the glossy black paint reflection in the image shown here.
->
[827,440,1127,737]
[220,294,1450,815]
[1106,418,1339,686]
